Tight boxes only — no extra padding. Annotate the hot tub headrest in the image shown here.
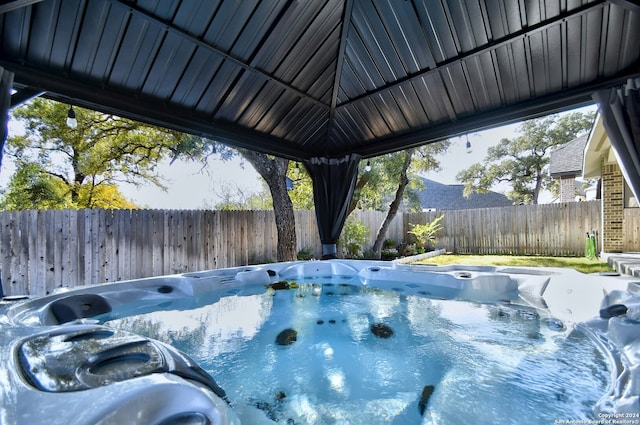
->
[17,325,228,402]
[49,294,112,324]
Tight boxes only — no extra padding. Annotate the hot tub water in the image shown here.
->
[101,280,610,425]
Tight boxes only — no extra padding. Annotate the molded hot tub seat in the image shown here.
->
[1,323,239,425]
[1,259,638,424]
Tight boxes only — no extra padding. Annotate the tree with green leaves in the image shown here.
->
[214,161,313,211]
[0,161,138,209]
[286,162,314,210]
[360,142,450,258]
[1,98,213,209]
[456,111,595,205]
[1,162,67,209]
[223,142,450,260]
[349,144,449,214]
[2,98,301,261]
[210,181,272,210]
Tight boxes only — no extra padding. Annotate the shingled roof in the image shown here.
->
[416,178,512,210]
[549,134,589,177]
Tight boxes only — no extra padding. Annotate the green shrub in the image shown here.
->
[381,249,400,261]
[296,247,315,261]
[338,216,369,259]
[408,215,444,251]
[248,255,276,265]
[383,239,396,249]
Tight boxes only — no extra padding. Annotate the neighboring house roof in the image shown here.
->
[416,178,512,210]
[549,134,589,177]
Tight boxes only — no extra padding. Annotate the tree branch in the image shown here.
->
[44,171,70,185]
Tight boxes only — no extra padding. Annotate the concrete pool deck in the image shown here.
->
[605,253,640,278]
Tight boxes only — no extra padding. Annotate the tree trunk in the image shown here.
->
[240,151,297,262]
[532,168,543,204]
[371,148,414,258]
[347,172,371,215]
[71,174,85,205]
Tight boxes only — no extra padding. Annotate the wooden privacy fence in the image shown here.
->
[0,201,616,297]
[405,201,603,256]
[0,209,394,296]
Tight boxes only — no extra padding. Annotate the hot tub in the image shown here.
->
[1,260,639,424]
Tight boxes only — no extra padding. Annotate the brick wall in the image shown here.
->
[602,161,624,252]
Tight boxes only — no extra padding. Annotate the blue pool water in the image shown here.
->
[99,280,610,425]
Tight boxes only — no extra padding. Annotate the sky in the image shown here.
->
[1,104,597,209]
[114,123,522,209]
[118,156,262,209]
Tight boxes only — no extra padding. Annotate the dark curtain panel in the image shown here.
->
[303,154,361,259]
[593,78,640,201]
[0,67,14,173]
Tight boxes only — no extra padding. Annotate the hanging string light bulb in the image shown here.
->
[66,106,77,129]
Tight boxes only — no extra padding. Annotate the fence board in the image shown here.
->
[12,213,26,293]
[117,210,129,281]
[45,211,56,292]
[623,208,640,252]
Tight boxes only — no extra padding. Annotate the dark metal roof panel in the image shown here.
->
[412,74,455,122]
[273,16,341,105]
[375,90,411,132]
[142,33,196,100]
[283,103,329,146]
[337,54,368,101]
[77,4,128,84]
[169,49,221,109]
[171,0,220,36]
[440,64,476,116]
[255,0,341,78]
[415,1,458,64]
[137,0,180,19]
[216,71,268,122]
[604,5,640,75]
[350,1,408,82]
[330,107,363,147]
[200,1,258,53]
[196,61,242,115]
[237,83,286,130]
[253,93,299,135]
[333,104,375,143]
[343,30,385,94]
[464,53,503,108]
[25,1,59,64]
[390,84,430,128]
[305,59,337,103]
[374,1,436,73]
[106,14,163,89]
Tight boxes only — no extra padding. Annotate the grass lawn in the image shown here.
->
[413,254,613,274]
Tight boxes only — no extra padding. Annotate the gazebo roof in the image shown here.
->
[2,0,639,161]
